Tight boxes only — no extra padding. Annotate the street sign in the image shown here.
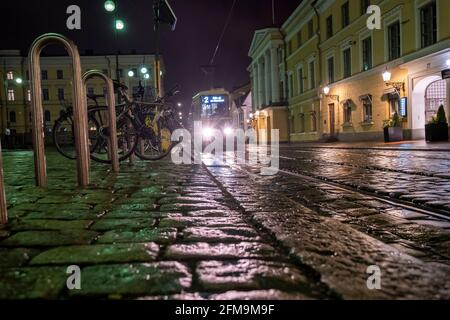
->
[442,69,450,79]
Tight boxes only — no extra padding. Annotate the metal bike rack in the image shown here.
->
[28,33,90,187]
[83,70,120,173]
[0,142,7,224]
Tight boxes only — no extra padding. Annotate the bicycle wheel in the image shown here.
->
[53,111,101,160]
[134,117,176,161]
[89,106,139,164]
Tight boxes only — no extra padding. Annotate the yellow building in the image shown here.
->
[0,50,165,147]
[250,0,450,142]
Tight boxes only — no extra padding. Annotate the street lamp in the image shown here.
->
[140,67,148,74]
[15,78,23,85]
[127,70,135,77]
[143,73,150,80]
[104,0,116,12]
[382,69,404,93]
[115,19,125,30]
[322,86,339,101]
[177,102,182,107]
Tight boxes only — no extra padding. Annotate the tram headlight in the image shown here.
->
[223,127,233,136]
[202,127,214,138]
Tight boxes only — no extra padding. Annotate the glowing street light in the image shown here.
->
[115,19,125,31]
[104,0,116,12]
[143,73,150,80]
[140,67,148,74]
[127,70,135,77]
[323,86,330,95]
[15,78,23,85]
[177,102,182,107]
[382,70,392,82]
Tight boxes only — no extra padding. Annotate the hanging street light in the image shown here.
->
[115,19,125,30]
[104,1,116,12]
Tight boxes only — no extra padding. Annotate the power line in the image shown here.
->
[209,0,238,66]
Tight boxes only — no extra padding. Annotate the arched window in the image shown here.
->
[9,111,16,123]
[44,110,51,122]
[425,80,447,122]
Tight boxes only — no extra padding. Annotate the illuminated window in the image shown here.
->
[7,89,15,101]
[6,71,13,80]
[27,89,31,101]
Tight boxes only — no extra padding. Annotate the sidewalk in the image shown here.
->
[284,140,450,151]
[0,151,325,300]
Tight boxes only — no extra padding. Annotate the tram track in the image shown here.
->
[225,159,450,223]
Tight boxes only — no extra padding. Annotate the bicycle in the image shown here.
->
[53,81,182,163]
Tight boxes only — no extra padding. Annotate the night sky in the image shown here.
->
[0,0,300,108]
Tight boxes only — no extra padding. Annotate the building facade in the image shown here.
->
[0,50,165,148]
[248,29,290,142]
[230,83,252,131]
[249,0,450,142]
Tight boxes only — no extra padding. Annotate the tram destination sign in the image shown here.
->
[442,69,450,79]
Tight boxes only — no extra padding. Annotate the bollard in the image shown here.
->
[0,142,7,225]
[28,33,90,187]
[83,70,119,173]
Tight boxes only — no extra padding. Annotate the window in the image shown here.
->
[7,89,15,101]
[311,111,317,132]
[308,20,314,39]
[362,37,372,71]
[389,96,400,115]
[297,32,302,48]
[343,48,352,78]
[298,68,304,94]
[6,71,13,80]
[41,70,48,80]
[342,2,350,28]
[58,88,65,100]
[326,15,333,39]
[361,96,373,122]
[27,89,31,101]
[44,110,51,123]
[42,88,49,101]
[298,113,305,133]
[26,71,29,80]
[9,111,16,123]
[327,57,335,83]
[420,2,437,48]
[309,60,315,89]
[288,73,294,98]
[388,21,401,60]
[87,87,95,96]
[57,70,64,80]
[288,40,293,55]
[343,101,352,123]
[361,0,370,15]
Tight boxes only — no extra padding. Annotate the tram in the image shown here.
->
[191,88,233,141]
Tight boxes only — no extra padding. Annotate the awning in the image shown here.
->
[359,94,373,103]
[382,87,400,100]
[340,99,353,105]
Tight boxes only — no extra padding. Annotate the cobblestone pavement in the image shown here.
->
[278,144,450,214]
[1,149,450,299]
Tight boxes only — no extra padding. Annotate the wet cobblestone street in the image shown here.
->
[1,146,450,299]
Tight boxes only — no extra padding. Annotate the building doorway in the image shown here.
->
[411,75,443,140]
[425,79,447,123]
[328,103,335,137]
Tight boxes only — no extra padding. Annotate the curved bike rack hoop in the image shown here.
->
[0,142,7,224]
[28,33,90,187]
[83,70,120,173]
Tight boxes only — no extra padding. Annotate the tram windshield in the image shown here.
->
[200,95,229,118]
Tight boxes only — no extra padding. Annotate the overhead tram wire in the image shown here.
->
[209,0,238,67]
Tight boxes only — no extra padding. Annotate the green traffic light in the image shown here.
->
[104,0,116,12]
[115,19,125,30]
